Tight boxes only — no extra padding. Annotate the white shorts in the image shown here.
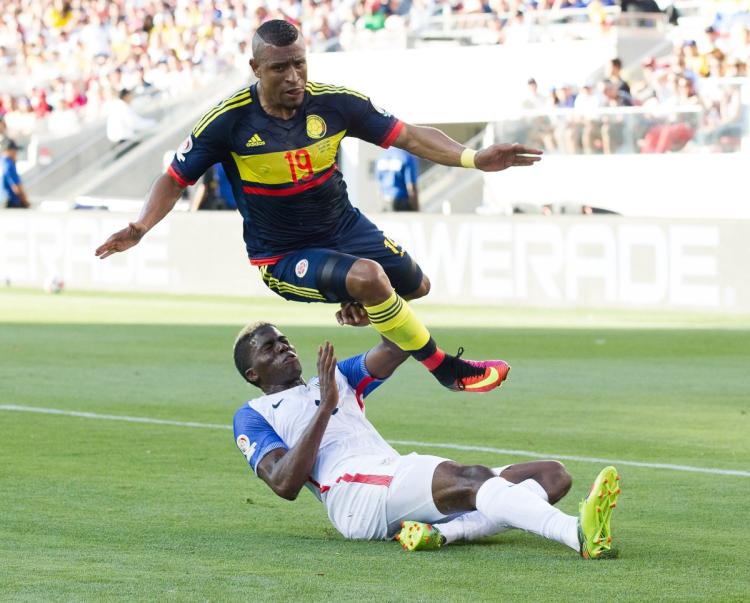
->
[322,453,450,540]
[385,452,450,537]
[323,455,400,540]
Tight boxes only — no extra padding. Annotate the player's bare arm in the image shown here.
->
[95,173,185,259]
[256,341,339,500]
[393,123,543,172]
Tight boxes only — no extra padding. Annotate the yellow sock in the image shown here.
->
[364,292,431,351]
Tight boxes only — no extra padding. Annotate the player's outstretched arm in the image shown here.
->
[256,342,339,500]
[95,173,185,259]
[392,123,542,172]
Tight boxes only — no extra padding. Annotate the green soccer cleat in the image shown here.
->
[578,466,622,559]
[395,521,445,552]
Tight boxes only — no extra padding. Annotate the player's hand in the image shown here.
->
[475,143,543,172]
[95,222,148,259]
[336,302,370,327]
[316,341,338,413]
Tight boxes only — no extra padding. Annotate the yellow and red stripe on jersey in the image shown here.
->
[230,130,346,188]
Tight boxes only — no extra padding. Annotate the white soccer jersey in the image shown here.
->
[232,353,399,499]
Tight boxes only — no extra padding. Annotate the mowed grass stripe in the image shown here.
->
[3,404,747,478]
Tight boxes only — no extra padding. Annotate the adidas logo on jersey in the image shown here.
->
[246,133,265,147]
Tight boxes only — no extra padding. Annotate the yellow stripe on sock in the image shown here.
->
[364,293,430,351]
[368,298,403,324]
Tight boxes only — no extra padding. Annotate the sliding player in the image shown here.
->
[232,322,621,557]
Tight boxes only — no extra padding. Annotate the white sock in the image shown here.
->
[492,467,550,502]
[518,478,549,502]
[437,511,510,544]
[475,477,579,551]
[436,477,513,544]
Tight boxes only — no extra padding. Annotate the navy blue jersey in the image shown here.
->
[168,82,403,263]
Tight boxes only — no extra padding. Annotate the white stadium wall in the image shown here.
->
[482,154,750,219]
[307,42,612,124]
[1,212,749,313]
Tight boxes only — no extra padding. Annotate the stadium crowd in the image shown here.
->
[0,0,747,153]
[521,5,750,154]
[0,0,657,139]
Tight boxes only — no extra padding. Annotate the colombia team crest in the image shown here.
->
[295,259,309,278]
[306,115,327,139]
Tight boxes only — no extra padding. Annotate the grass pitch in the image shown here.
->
[1,289,749,601]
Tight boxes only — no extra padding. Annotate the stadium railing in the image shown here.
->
[490,79,748,155]
[411,7,668,46]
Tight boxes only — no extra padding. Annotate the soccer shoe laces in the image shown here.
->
[452,347,486,390]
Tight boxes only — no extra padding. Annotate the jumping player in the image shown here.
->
[96,20,543,394]
[231,322,621,557]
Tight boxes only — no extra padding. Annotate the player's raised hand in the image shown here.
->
[336,302,370,327]
[475,143,543,172]
[95,222,148,259]
[317,341,338,412]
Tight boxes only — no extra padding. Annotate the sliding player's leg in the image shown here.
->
[397,460,572,548]
[389,456,621,557]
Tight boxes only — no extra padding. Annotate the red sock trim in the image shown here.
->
[420,348,446,372]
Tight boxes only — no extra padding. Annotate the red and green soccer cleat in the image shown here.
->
[395,521,445,552]
[449,359,511,393]
[578,466,622,559]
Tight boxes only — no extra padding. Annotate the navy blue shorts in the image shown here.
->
[258,214,423,303]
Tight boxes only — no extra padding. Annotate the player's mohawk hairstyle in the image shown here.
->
[233,321,273,386]
[255,19,299,47]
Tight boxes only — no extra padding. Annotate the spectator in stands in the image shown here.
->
[605,57,630,95]
[639,75,700,154]
[504,10,532,45]
[552,83,578,153]
[556,83,577,108]
[620,0,661,14]
[191,163,238,211]
[376,146,420,212]
[699,25,729,58]
[701,82,744,152]
[631,56,660,105]
[105,88,156,152]
[358,0,387,31]
[726,58,747,77]
[573,83,602,154]
[521,78,556,151]
[678,41,704,79]
[1,139,30,209]
[599,80,630,153]
[522,77,546,110]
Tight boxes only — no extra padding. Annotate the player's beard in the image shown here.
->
[280,89,304,111]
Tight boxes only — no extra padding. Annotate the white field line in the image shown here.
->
[2,404,748,478]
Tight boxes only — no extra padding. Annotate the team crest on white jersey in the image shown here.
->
[176,136,193,162]
[236,434,257,461]
[295,259,309,278]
